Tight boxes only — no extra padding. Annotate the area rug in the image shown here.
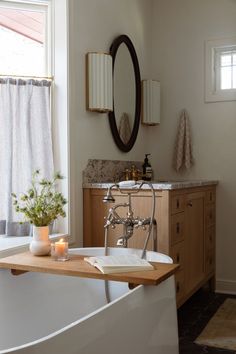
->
[195,298,236,351]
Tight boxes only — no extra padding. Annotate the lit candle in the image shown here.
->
[54,238,68,261]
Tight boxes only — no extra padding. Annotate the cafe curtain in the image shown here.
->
[0,78,54,236]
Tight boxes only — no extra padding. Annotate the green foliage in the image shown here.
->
[12,170,67,227]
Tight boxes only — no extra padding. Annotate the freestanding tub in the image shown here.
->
[0,247,179,354]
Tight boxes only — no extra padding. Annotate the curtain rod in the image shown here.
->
[0,74,53,80]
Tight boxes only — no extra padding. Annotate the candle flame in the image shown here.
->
[59,238,64,243]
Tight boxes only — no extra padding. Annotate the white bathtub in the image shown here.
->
[0,247,179,354]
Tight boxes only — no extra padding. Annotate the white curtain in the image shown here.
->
[0,78,54,236]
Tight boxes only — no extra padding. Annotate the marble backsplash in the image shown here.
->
[83,159,143,183]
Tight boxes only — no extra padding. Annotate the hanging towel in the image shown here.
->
[118,112,132,144]
[173,109,194,171]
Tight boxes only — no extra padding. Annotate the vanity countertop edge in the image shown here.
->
[83,180,218,190]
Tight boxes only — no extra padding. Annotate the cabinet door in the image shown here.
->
[185,192,205,292]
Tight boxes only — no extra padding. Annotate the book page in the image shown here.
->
[84,255,153,268]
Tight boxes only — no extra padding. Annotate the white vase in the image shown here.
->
[29,225,51,256]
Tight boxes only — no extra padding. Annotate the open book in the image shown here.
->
[84,254,154,274]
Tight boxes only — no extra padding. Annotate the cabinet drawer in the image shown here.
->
[205,205,216,227]
[205,226,215,251]
[206,189,216,204]
[171,213,185,245]
[170,242,185,270]
[205,250,215,275]
[171,195,185,214]
[175,270,185,302]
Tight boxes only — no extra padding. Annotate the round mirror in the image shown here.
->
[109,35,141,152]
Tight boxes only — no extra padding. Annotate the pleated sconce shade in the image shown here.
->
[142,80,160,125]
[86,52,113,113]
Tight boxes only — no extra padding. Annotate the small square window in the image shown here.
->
[215,48,236,90]
[205,38,236,102]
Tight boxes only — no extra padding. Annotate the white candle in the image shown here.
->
[54,239,68,260]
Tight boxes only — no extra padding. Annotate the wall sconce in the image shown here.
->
[141,80,160,125]
[86,52,113,113]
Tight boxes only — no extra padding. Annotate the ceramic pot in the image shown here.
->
[29,225,51,256]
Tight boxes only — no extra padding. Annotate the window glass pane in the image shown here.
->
[221,67,232,89]
[221,54,231,67]
[233,67,236,89]
[0,7,46,76]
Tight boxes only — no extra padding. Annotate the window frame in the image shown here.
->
[205,37,236,102]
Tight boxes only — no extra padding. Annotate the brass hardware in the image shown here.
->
[187,201,193,207]
[130,165,141,181]
[124,169,131,181]
[86,51,110,56]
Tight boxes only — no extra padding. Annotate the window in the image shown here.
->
[215,47,236,90]
[205,37,236,102]
[0,0,53,238]
[0,0,70,249]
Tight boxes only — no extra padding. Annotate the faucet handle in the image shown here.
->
[138,219,144,226]
[117,236,127,246]
[134,217,142,228]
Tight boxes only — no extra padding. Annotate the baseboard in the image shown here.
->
[216,279,236,295]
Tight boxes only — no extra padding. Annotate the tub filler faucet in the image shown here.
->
[103,181,157,259]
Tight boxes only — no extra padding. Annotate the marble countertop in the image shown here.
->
[83,180,218,190]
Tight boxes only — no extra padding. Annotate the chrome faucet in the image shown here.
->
[103,181,157,259]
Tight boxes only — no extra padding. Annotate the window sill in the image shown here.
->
[205,90,236,103]
[0,234,68,258]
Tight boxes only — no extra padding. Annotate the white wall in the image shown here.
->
[68,0,153,245]
[68,0,236,290]
[150,0,236,291]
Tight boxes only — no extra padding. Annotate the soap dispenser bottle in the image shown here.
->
[142,154,153,181]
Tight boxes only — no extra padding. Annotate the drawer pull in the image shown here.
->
[187,201,193,207]
[176,282,180,293]
[176,253,180,263]
[176,199,180,209]
[176,222,180,234]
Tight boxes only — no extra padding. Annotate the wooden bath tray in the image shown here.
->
[0,252,179,286]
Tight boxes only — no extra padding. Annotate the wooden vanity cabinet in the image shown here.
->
[83,185,216,307]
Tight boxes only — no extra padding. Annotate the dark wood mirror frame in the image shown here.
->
[108,35,141,152]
